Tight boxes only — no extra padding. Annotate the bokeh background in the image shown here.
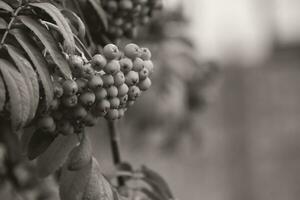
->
[89,1,300,200]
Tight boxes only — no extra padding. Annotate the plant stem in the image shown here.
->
[107,120,125,186]
[0,6,24,45]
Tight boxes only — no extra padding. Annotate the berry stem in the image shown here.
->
[107,120,125,186]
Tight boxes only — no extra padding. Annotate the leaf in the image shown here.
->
[140,188,165,200]
[29,2,76,53]
[0,75,6,112]
[86,0,108,31]
[0,18,7,29]
[0,59,29,130]
[37,134,78,177]
[1,0,20,8]
[141,166,174,199]
[68,134,92,171]
[18,15,72,79]
[27,130,55,160]
[5,44,40,123]
[82,157,113,200]
[61,9,86,40]
[59,158,92,200]
[11,29,54,110]
[0,1,13,12]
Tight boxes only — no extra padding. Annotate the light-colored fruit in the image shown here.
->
[144,60,154,74]
[119,0,133,10]
[81,64,95,79]
[54,83,64,98]
[102,74,114,87]
[91,54,107,71]
[104,60,121,74]
[118,109,125,118]
[50,99,60,110]
[106,109,119,120]
[79,92,96,106]
[94,99,110,116]
[128,86,141,100]
[87,75,103,90]
[107,1,118,13]
[119,94,128,105]
[107,86,118,97]
[119,58,133,73]
[95,88,108,100]
[113,72,125,86]
[132,57,144,72]
[103,44,119,60]
[118,84,129,96]
[139,67,149,80]
[138,77,151,91]
[37,116,56,132]
[125,71,139,86]
[72,106,88,120]
[75,78,88,93]
[124,43,140,59]
[140,47,151,60]
[110,97,120,109]
[62,79,78,96]
[62,95,78,107]
[69,55,84,71]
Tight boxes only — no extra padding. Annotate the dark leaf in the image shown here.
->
[0,1,13,12]
[0,18,7,29]
[61,9,86,40]
[1,0,20,8]
[86,0,108,31]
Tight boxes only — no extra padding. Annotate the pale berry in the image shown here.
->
[125,71,139,86]
[119,58,133,73]
[62,95,78,107]
[50,99,60,110]
[94,100,110,116]
[62,79,78,96]
[106,109,119,120]
[118,109,125,118]
[119,0,133,10]
[128,85,141,100]
[102,74,114,87]
[106,0,118,13]
[138,77,152,91]
[144,60,154,74]
[87,75,103,90]
[54,83,64,98]
[107,86,118,97]
[91,54,107,71]
[79,92,96,106]
[81,63,95,79]
[113,72,125,86]
[95,88,108,100]
[76,78,87,93]
[119,94,128,105]
[132,57,145,72]
[139,67,149,80]
[104,60,121,74]
[69,55,84,71]
[118,84,129,96]
[103,44,119,60]
[110,97,120,109]
[140,48,151,60]
[124,43,140,59]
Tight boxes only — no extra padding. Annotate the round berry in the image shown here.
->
[87,75,103,90]
[119,94,128,105]
[103,44,119,60]
[125,71,139,86]
[91,54,107,71]
[118,109,125,118]
[140,48,151,60]
[94,99,110,116]
[106,109,119,120]
[62,95,78,107]
[57,120,74,135]
[54,83,64,98]
[62,79,78,96]
[104,60,121,74]
[119,0,133,10]
[138,77,151,91]
[124,43,140,59]
[102,74,114,87]
[139,67,149,80]
[144,60,154,74]
[95,88,108,100]
[72,106,88,120]
[114,18,124,27]
[37,116,56,132]
[118,84,129,96]
[132,57,145,72]
[113,72,125,86]
[76,78,87,93]
[79,92,96,106]
[110,97,120,109]
[119,58,133,73]
[107,86,118,97]
[106,0,118,13]
[69,55,84,71]
[83,113,98,127]
[141,16,150,25]
[128,86,141,100]
[50,99,60,110]
[81,63,95,79]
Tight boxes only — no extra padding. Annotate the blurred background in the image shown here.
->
[89,0,300,200]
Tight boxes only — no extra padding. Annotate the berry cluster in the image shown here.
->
[35,43,153,136]
[101,0,163,40]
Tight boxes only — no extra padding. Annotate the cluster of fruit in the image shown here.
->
[101,0,163,39]
[35,43,153,136]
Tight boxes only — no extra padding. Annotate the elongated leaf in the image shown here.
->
[0,1,13,12]
[29,2,75,53]
[37,134,78,177]
[6,44,39,123]
[61,9,86,40]
[11,29,54,110]
[141,188,165,200]
[0,75,6,112]
[0,59,29,130]
[0,18,7,29]
[1,0,20,8]
[141,166,174,199]
[18,15,72,79]
[28,130,55,160]
[60,158,92,200]
[87,0,108,30]
[82,157,113,200]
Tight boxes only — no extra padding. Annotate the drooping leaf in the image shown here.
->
[11,29,54,110]
[141,166,174,199]
[68,134,92,171]
[18,15,72,79]
[5,44,40,123]
[29,2,76,53]
[37,134,78,177]
[0,75,6,112]
[61,9,86,40]
[0,18,7,29]
[86,0,108,31]
[0,59,29,130]
[1,0,20,8]
[140,188,165,200]
[82,157,114,200]
[0,1,13,12]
